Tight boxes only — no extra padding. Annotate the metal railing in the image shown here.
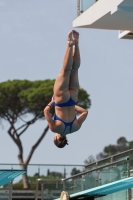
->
[0,163,84,190]
[77,0,99,16]
[35,179,62,200]
[62,158,129,181]
[36,156,131,200]
[0,182,12,200]
[1,149,133,199]
[84,148,133,169]
[60,149,133,200]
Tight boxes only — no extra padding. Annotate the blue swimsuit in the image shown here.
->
[54,98,76,134]
[54,98,76,107]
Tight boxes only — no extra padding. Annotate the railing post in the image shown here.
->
[110,157,113,183]
[38,165,40,178]
[77,0,80,16]
[35,179,39,200]
[127,158,132,200]
[62,180,65,191]
[41,183,44,200]
[64,166,66,178]
[9,181,13,200]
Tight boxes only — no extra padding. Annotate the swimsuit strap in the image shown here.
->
[54,114,64,123]
[69,115,76,133]
[62,116,76,134]
[54,114,76,134]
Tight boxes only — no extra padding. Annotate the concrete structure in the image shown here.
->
[73,0,133,39]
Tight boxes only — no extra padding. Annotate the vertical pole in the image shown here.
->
[81,167,85,191]
[35,180,39,200]
[56,179,58,189]
[64,167,66,178]
[9,181,12,200]
[77,0,80,16]
[110,157,113,183]
[38,166,40,178]
[41,183,44,200]
[81,177,84,191]
[127,158,132,200]
[62,180,65,191]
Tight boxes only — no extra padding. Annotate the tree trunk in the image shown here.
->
[17,125,49,188]
[20,164,30,189]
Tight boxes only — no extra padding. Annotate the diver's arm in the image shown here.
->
[44,101,55,131]
[75,105,88,127]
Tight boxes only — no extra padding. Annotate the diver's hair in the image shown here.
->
[54,138,68,148]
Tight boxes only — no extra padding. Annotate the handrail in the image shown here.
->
[85,148,133,168]
[62,158,128,181]
[0,163,83,166]
[37,178,62,181]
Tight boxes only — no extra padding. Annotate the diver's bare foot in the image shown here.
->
[67,30,76,47]
[72,30,79,45]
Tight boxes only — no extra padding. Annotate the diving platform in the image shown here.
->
[118,30,133,39]
[64,177,133,200]
[0,169,26,200]
[0,169,26,186]
[53,149,133,200]
[73,0,133,32]
[33,149,133,200]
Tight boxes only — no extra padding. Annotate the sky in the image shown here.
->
[0,0,133,166]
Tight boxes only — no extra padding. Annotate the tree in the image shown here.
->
[96,137,133,160]
[84,155,96,165]
[84,137,133,164]
[71,168,81,176]
[0,79,91,188]
[13,172,64,190]
[47,171,63,178]
[47,169,63,178]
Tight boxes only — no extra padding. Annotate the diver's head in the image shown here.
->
[54,134,68,148]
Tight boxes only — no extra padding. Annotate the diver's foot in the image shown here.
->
[67,30,76,47]
[72,30,79,45]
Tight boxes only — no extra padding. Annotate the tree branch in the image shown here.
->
[0,108,12,122]
[25,125,49,165]
[8,123,24,163]
[15,116,39,136]
[8,125,18,144]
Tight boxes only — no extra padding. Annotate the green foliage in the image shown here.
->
[78,88,91,109]
[46,171,63,178]
[94,137,133,166]
[84,155,96,165]
[97,137,133,159]
[0,79,91,120]
[71,168,81,176]
[13,172,63,190]
[84,137,133,166]
[0,79,91,188]
[0,79,55,119]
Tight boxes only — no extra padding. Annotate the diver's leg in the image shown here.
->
[54,30,75,102]
[72,30,80,70]
[69,31,80,101]
[69,69,79,102]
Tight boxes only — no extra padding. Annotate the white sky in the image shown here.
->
[0,0,133,166]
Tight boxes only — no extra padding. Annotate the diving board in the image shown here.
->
[0,170,26,186]
[57,177,133,200]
